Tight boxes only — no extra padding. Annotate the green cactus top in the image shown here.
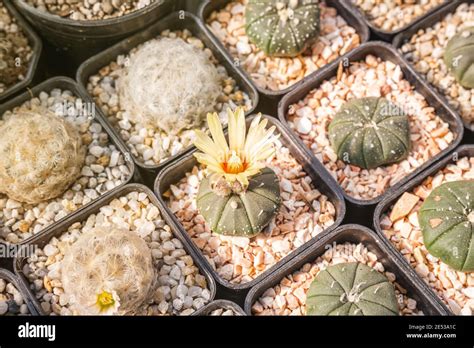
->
[418,180,474,272]
[306,262,399,316]
[245,0,320,58]
[328,97,410,169]
[444,27,474,89]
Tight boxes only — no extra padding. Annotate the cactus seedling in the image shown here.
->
[0,108,86,204]
[306,262,399,315]
[194,108,280,237]
[245,0,320,58]
[61,228,155,315]
[418,180,474,272]
[444,27,474,89]
[328,97,410,169]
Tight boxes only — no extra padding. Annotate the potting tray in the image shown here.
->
[0,76,136,246]
[155,114,346,294]
[244,224,450,316]
[278,41,464,207]
[76,10,259,181]
[194,299,246,316]
[0,268,38,315]
[13,183,217,316]
[198,0,370,99]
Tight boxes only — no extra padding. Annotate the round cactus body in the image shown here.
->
[61,228,155,315]
[328,97,410,169]
[444,27,474,89]
[418,181,474,272]
[196,167,281,237]
[0,108,86,204]
[245,0,320,58]
[306,262,399,316]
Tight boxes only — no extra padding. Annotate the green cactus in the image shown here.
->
[245,0,320,58]
[328,97,410,169]
[196,167,281,237]
[418,181,474,272]
[444,27,474,89]
[306,262,399,316]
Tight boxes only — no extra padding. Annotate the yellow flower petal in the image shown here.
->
[228,107,246,154]
[194,129,221,160]
[207,112,229,154]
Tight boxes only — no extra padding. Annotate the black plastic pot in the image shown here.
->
[0,268,39,315]
[244,224,450,316]
[0,76,136,246]
[0,0,42,103]
[194,299,246,316]
[278,41,464,207]
[393,0,474,131]
[12,0,176,64]
[374,144,474,316]
[77,11,259,185]
[155,114,346,296]
[13,183,217,316]
[198,0,370,100]
[339,0,451,41]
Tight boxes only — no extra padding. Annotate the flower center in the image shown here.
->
[223,151,246,174]
[96,290,115,312]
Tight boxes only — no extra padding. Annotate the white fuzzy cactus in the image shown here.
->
[118,37,222,134]
[0,108,86,204]
[61,227,155,315]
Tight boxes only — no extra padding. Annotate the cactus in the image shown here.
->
[444,27,474,89]
[245,0,320,58]
[61,227,155,315]
[193,108,280,237]
[118,37,222,134]
[418,180,474,272]
[328,97,410,169]
[0,108,86,204]
[306,262,399,315]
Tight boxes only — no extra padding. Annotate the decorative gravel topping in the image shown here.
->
[23,190,212,316]
[208,306,240,316]
[23,0,155,21]
[0,89,131,244]
[287,55,454,201]
[380,156,474,315]
[166,138,337,285]
[400,2,474,128]
[88,29,252,166]
[252,242,422,316]
[0,278,30,315]
[0,2,33,95]
[205,0,361,92]
[352,0,446,32]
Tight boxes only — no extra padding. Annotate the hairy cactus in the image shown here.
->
[0,108,86,204]
[245,0,320,58]
[118,37,222,134]
[418,181,474,272]
[306,262,399,315]
[61,227,155,315]
[197,167,280,237]
[444,27,474,89]
[328,97,410,169]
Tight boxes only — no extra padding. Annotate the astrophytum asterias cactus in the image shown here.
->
[0,108,86,204]
[418,181,474,272]
[245,0,320,58]
[328,97,410,169]
[61,228,155,315]
[194,108,280,237]
[306,262,399,316]
[118,37,222,134]
[444,27,474,89]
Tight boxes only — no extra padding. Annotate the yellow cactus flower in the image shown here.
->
[95,289,120,315]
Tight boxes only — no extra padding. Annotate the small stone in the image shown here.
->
[390,193,420,222]
[296,117,312,135]
[0,301,8,315]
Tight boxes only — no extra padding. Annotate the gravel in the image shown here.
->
[287,55,454,201]
[400,2,474,128]
[380,156,474,316]
[252,242,423,316]
[87,29,253,167]
[0,89,131,244]
[0,278,30,316]
[205,0,361,92]
[24,190,211,316]
[167,137,337,285]
[209,307,239,316]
